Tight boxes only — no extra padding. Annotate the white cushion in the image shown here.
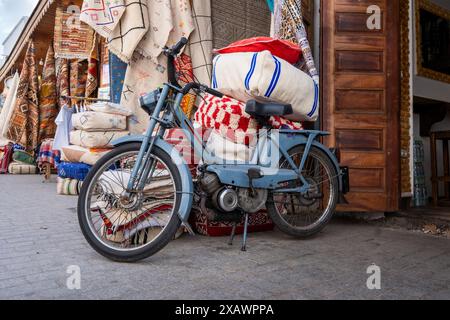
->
[72,112,127,131]
[70,130,129,148]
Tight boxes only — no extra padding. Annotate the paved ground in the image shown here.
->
[1,175,450,300]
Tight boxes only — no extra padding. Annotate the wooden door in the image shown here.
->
[321,0,401,212]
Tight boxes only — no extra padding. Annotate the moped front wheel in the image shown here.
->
[267,146,339,238]
[77,143,183,262]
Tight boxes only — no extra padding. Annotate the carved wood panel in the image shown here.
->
[322,0,401,212]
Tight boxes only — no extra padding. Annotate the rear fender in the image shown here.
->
[278,131,347,200]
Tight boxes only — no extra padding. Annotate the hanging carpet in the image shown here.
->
[6,41,40,153]
[54,0,95,59]
[39,45,58,141]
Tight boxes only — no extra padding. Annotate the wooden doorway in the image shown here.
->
[321,0,401,212]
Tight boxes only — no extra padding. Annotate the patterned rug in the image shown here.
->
[70,59,89,104]
[86,35,99,98]
[56,58,70,108]
[108,0,149,63]
[39,45,58,141]
[80,0,126,39]
[0,72,19,144]
[54,0,95,59]
[135,0,195,63]
[188,0,213,85]
[120,0,206,132]
[109,52,128,104]
[6,41,40,153]
[174,53,196,119]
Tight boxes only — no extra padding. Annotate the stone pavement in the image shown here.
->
[1,175,449,300]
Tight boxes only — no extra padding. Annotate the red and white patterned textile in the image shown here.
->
[194,94,303,145]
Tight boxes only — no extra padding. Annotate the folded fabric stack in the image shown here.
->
[60,102,132,166]
[56,177,83,196]
[8,148,38,175]
[56,162,92,196]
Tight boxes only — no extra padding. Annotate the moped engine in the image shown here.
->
[199,172,267,214]
[199,173,239,212]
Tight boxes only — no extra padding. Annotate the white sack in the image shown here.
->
[212,50,319,122]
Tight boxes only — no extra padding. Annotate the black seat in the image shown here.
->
[245,100,293,118]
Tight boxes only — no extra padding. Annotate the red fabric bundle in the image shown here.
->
[215,37,302,64]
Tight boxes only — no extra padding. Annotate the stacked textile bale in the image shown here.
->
[8,147,38,175]
[57,102,132,195]
[61,102,132,166]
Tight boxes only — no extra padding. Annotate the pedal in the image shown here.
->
[247,168,263,195]
[247,168,263,180]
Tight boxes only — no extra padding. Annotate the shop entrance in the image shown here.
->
[409,0,450,219]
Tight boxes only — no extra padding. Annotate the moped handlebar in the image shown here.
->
[165,37,223,99]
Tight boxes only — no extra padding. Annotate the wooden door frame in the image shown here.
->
[320,0,401,212]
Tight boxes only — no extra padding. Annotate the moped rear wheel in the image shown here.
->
[77,143,182,262]
[267,146,339,238]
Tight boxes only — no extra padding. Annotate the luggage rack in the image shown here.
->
[61,95,111,103]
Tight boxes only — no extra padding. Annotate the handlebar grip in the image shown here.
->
[172,37,188,55]
[205,87,224,98]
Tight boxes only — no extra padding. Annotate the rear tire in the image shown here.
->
[267,146,339,238]
[77,143,183,262]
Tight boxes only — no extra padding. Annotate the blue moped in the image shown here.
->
[77,38,349,262]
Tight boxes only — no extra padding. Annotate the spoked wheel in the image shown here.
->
[77,143,182,262]
[267,146,339,238]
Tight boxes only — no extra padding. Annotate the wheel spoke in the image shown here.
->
[83,149,178,252]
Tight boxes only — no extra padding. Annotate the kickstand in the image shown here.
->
[228,222,237,246]
[241,213,249,252]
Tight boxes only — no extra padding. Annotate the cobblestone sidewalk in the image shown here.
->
[0,175,449,299]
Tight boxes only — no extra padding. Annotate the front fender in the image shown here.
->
[112,135,194,223]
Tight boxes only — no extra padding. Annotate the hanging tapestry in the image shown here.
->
[0,72,19,145]
[80,0,126,39]
[120,0,197,132]
[109,52,128,104]
[108,0,150,63]
[174,53,196,119]
[70,59,89,104]
[136,0,195,63]
[86,35,99,98]
[273,0,319,84]
[187,0,213,85]
[56,58,70,108]
[39,45,58,141]
[54,1,95,59]
[135,0,173,63]
[120,52,167,134]
[6,41,40,153]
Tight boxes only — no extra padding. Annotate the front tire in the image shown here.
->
[77,143,183,262]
